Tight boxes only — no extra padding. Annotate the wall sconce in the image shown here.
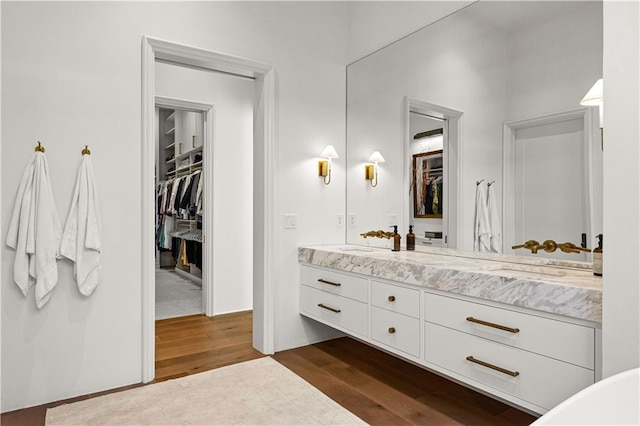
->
[318,145,339,185]
[580,78,603,149]
[365,151,385,187]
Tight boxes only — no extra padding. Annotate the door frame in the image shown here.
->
[142,36,276,383]
[403,97,463,249]
[155,96,214,316]
[502,107,600,256]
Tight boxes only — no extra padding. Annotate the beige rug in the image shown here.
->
[46,357,366,425]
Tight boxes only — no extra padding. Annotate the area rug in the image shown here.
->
[45,357,366,425]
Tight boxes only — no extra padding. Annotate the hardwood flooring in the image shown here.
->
[2,311,537,426]
[274,337,537,426]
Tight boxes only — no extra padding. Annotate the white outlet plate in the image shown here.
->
[348,214,356,227]
[387,214,398,226]
[284,214,297,229]
[337,214,344,226]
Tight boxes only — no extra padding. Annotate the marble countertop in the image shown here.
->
[298,245,602,323]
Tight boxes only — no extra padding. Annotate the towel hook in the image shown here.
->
[476,179,484,186]
[487,180,495,187]
[82,145,91,155]
[34,141,45,153]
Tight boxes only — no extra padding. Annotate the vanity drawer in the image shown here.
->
[425,322,594,411]
[371,280,420,318]
[371,306,420,357]
[300,285,368,337]
[301,265,368,303]
[425,293,595,369]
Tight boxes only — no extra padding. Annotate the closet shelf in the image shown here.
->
[165,142,175,150]
[165,111,175,122]
[166,158,176,164]
[175,144,203,162]
[165,127,175,136]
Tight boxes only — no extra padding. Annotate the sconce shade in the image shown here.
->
[368,151,385,163]
[320,145,339,159]
[580,78,603,106]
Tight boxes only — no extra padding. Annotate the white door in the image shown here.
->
[513,117,590,261]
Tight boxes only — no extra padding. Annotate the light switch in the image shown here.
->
[284,214,297,229]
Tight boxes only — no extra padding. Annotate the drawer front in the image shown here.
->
[371,280,420,318]
[425,293,595,369]
[371,306,420,357]
[300,285,368,337]
[425,322,594,411]
[301,265,368,303]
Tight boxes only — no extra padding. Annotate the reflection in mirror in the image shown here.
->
[410,114,445,246]
[346,1,602,265]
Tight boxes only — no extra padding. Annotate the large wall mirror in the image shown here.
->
[346,1,603,262]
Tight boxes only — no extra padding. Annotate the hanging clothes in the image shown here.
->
[473,183,491,252]
[6,152,62,308]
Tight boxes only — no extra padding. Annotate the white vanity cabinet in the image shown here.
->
[424,293,596,412]
[299,262,600,415]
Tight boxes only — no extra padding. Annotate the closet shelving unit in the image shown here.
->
[158,108,205,282]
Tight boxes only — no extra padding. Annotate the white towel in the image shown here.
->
[6,152,62,307]
[473,183,491,252]
[60,155,102,296]
[487,184,502,254]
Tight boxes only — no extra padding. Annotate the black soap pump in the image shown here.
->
[390,225,401,252]
[593,234,603,277]
[406,225,415,251]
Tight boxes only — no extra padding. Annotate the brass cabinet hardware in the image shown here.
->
[318,278,341,287]
[466,356,520,377]
[466,317,520,334]
[512,240,538,250]
[34,141,45,153]
[388,295,396,302]
[318,303,341,313]
[388,327,396,334]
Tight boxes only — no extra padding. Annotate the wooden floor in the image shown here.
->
[275,337,537,425]
[2,311,536,425]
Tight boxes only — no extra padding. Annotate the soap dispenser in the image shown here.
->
[406,225,415,251]
[390,226,401,252]
[593,234,603,277]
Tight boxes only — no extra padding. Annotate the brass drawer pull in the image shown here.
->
[388,295,396,302]
[318,278,341,287]
[388,327,396,334]
[466,356,520,377]
[466,317,520,334]
[318,303,341,313]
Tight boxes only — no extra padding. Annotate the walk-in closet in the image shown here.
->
[155,107,205,320]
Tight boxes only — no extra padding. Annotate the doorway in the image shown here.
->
[142,36,277,383]
[155,102,208,320]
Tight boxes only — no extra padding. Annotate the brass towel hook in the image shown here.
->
[82,145,91,155]
[34,141,45,153]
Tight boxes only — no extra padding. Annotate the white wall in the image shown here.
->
[602,0,640,377]
[155,62,254,315]
[347,1,474,63]
[1,1,347,412]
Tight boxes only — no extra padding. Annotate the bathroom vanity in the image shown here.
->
[298,245,602,415]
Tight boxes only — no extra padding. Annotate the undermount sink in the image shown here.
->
[491,265,569,278]
[337,246,373,252]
